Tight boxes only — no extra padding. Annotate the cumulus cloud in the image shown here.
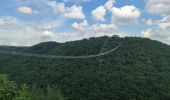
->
[111,5,141,22]
[0,25,57,46]
[1,0,131,46]
[91,23,117,32]
[91,1,140,23]
[70,17,127,40]
[42,31,54,38]
[0,24,55,46]
[146,18,153,26]
[63,5,85,19]
[142,16,170,44]
[34,23,54,31]
[0,26,40,46]
[72,20,117,34]
[0,18,121,46]
[0,16,57,46]
[47,1,66,14]
[17,6,33,14]
[155,16,170,30]
[36,18,66,31]
[0,16,16,25]
[47,1,85,19]
[91,0,115,22]
[72,20,89,31]
[146,0,170,16]
[142,28,170,44]
[42,23,54,30]
[63,0,90,2]
[104,0,115,10]
[91,6,106,22]
[142,0,170,44]
[141,28,152,38]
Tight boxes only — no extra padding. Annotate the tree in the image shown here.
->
[30,84,45,100]
[46,85,65,100]
[14,84,32,100]
[0,74,17,100]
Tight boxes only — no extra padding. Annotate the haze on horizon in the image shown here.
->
[0,0,170,46]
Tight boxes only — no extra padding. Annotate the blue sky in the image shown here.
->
[0,0,170,46]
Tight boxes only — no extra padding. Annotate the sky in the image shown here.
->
[0,0,170,46]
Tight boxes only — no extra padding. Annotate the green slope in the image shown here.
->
[0,36,170,100]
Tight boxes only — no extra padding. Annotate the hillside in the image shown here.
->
[0,36,170,100]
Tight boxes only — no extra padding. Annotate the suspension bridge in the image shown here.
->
[0,43,122,59]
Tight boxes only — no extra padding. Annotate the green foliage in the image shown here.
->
[0,74,32,100]
[46,85,65,100]
[0,74,65,100]
[14,84,32,100]
[0,74,17,100]
[0,36,170,100]
[30,84,65,100]
[30,84,45,100]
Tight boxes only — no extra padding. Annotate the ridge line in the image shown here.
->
[0,43,122,59]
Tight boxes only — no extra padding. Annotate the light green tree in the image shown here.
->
[0,74,17,100]
[14,84,32,100]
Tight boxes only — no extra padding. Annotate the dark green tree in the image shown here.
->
[46,85,65,100]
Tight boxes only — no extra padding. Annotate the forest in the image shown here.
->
[0,36,170,100]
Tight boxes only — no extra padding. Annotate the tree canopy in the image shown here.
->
[0,36,170,100]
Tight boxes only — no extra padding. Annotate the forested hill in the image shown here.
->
[0,36,170,100]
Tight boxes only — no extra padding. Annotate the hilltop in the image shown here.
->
[0,36,170,100]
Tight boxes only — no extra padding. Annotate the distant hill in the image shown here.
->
[0,36,170,100]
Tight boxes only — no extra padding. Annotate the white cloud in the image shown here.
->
[54,31,84,42]
[146,0,170,16]
[72,20,89,31]
[0,26,40,46]
[142,16,170,44]
[0,0,129,46]
[0,16,57,46]
[146,18,153,25]
[47,1,66,14]
[63,5,85,19]
[69,17,127,41]
[33,18,66,32]
[47,1,85,19]
[141,28,152,38]
[142,0,170,44]
[1,0,145,46]
[57,3,66,13]
[54,29,121,43]
[155,16,170,30]
[91,23,117,32]
[0,16,16,25]
[17,6,33,14]
[0,25,57,46]
[42,31,54,38]
[35,23,54,31]
[42,23,54,30]
[104,0,115,10]
[91,6,106,22]
[0,19,122,46]
[111,5,141,22]
[72,20,117,32]
[63,0,90,2]
[142,28,170,44]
